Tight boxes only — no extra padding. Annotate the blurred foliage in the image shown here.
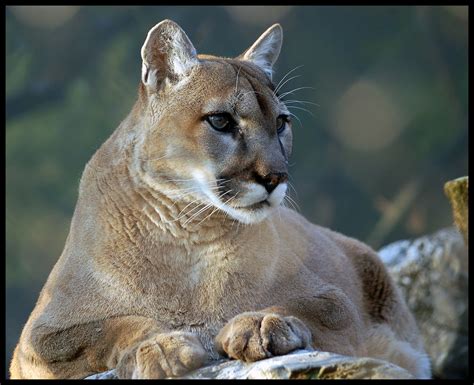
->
[5,5,468,372]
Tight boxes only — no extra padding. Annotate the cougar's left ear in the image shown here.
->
[141,19,199,90]
[238,24,283,80]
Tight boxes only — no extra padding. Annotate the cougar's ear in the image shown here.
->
[141,19,199,90]
[238,24,283,80]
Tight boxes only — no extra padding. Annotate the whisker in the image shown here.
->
[287,105,314,117]
[183,203,213,226]
[279,86,316,100]
[287,180,299,198]
[274,75,301,95]
[135,155,168,162]
[165,178,199,183]
[283,196,295,212]
[169,200,204,223]
[196,206,220,227]
[174,189,226,221]
[288,112,302,127]
[166,178,225,184]
[167,185,220,195]
[274,64,304,94]
[285,194,301,213]
[283,99,320,107]
[182,188,233,226]
[196,190,235,226]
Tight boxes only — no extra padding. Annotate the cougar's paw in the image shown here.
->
[117,331,208,379]
[215,312,312,362]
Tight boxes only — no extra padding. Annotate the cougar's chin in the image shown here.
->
[204,181,287,224]
[231,185,287,224]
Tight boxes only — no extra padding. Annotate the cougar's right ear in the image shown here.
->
[238,24,283,80]
[141,19,199,90]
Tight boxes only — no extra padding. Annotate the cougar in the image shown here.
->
[10,20,431,379]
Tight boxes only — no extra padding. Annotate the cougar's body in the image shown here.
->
[11,20,430,379]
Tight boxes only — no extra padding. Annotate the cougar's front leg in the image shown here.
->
[215,306,313,362]
[16,315,208,379]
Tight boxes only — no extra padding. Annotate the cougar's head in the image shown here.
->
[133,19,292,224]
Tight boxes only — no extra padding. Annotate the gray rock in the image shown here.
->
[84,349,414,379]
[85,370,117,380]
[379,227,468,379]
[183,350,414,379]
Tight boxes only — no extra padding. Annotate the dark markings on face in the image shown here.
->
[278,136,287,160]
[228,61,277,130]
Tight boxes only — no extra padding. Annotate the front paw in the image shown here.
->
[117,331,208,379]
[215,312,312,362]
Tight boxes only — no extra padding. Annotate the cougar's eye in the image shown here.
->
[277,114,290,134]
[206,113,233,132]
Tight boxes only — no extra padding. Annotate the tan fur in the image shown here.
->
[10,20,430,379]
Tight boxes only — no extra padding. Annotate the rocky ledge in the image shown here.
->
[85,349,414,380]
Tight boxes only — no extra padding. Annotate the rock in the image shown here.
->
[444,176,468,244]
[379,227,468,379]
[85,349,414,379]
[183,350,414,379]
[85,370,117,380]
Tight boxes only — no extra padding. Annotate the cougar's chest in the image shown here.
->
[136,239,261,320]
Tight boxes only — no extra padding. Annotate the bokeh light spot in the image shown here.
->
[224,6,293,27]
[10,6,80,29]
[331,79,406,151]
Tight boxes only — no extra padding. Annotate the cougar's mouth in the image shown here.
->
[232,199,270,210]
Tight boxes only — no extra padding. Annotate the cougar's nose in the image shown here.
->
[260,172,288,194]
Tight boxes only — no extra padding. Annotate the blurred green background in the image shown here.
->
[5,5,468,373]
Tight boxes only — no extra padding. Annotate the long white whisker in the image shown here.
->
[177,201,200,218]
[287,105,314,117]
[183,202,213,226]
[196,205,221,227]
[283,99,320,107]
[285,194,301,213]
[196,190,235,227]
[279,86,316,99]
[166,178,225,184]
[288,112,302,127]
[288,180,299,198]
[274,75,301,95]
[167,185,220,195]
[274,64,304,94]
[283,196,293,212]
[136,155,169,162]
[182,188,232,226]
[176,189,226,221]
[170,200,204,223]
